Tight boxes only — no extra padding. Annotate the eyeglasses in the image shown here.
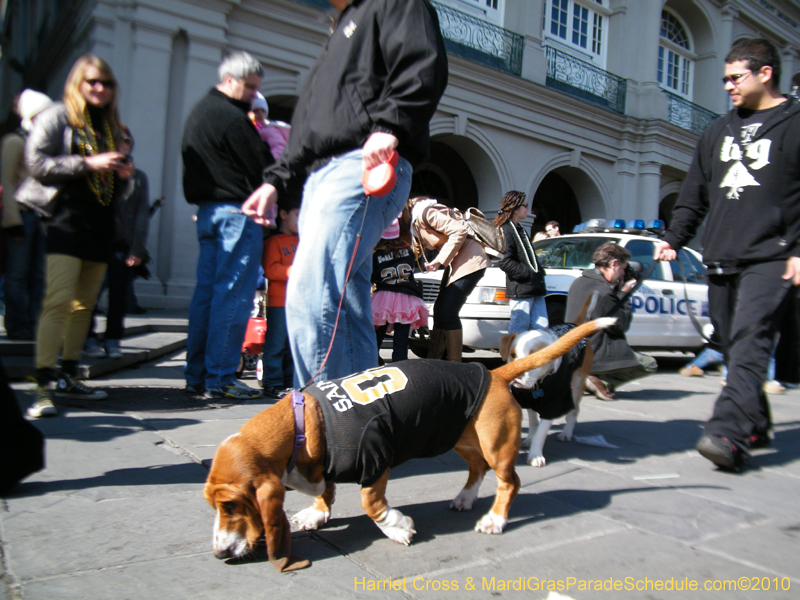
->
[721,71,751,86]
[121,137,133,145]
[85,78,115,89]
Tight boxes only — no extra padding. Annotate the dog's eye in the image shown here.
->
[221,501,238,515]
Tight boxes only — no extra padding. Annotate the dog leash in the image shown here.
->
[304,194,372,388]
[287,390,306,474]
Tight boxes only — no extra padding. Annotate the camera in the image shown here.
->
[624,260,644,282]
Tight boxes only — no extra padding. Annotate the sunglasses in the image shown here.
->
[85,78,115,89]
[721,71,751,86]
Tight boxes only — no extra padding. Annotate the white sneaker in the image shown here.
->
[206,379,262,399]
[104,339,123,359]
[83,337,106,359]
[764,380,786,395]
[28,386,58,418]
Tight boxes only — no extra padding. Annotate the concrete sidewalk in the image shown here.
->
[2,349,799,600]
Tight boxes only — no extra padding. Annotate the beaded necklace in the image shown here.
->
[76,108,116,206]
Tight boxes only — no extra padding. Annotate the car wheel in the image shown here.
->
[546,298,566,326]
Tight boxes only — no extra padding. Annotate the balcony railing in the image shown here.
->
[432,1,523,76]
[545,46,626,114]
[664,91,720,135]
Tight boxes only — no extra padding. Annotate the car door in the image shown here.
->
[621,239,676,348]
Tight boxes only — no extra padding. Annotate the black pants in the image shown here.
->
[704,261,792,448]
[375,322,410,362]
[433,268,485,330]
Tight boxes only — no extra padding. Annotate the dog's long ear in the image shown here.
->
[255,474,311,572]
[498,333,518,362]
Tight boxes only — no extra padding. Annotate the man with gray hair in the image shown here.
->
[181,51,273,399]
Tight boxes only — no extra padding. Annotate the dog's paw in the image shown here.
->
[521,436,533,450]
[474,512,507,535]
[375,507,416,546]
[527,453,547,467]
[557,431,573,442]
[291,507,330,530]
[450,488,478,512]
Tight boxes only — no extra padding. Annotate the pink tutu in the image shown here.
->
[372,291,429,330]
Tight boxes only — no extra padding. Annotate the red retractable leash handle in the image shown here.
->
[362,150,399,196]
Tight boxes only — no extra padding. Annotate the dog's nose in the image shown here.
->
[214,548,232,560]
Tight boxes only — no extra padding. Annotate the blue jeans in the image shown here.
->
[688,347,724,370]
[262,306,293,388]
[508,296,549,334]
[185,203,262,389]
[286,149,411,387]
[3,210,46,338]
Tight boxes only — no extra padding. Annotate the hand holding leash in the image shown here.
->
[362,149,399,197]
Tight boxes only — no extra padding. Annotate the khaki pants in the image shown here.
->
[36,254,107,371]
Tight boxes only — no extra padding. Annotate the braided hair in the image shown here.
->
[493,190,527,227]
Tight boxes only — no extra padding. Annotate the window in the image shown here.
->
[624,240,667,281]
[443,0,504,25]
[657,10,694,99]
[545,0,607,64]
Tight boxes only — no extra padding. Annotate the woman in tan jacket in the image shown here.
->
[408,197,489,361]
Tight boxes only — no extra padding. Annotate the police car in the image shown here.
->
[411,219,710,356]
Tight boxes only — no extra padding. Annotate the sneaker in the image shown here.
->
[206,380,262,399]
[696,434,745,471]
[586,375,616,401]
[104,339,123,359]
[83,337,106,359]
[27,386,58,418]
[263,386,293,399]
[763,380,786,395]
[185,382,205,395]
[54,374,108,400]
[680,365,704,377]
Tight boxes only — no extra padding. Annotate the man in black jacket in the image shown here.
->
[655,38,800,471]
[242,0,448,385]
[566,243,656,400]
[182,51,273,400]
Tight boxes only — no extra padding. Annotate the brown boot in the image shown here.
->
[445,329,463,362]
[427,328,447,359]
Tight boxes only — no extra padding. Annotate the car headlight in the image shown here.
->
[471,287,509,305]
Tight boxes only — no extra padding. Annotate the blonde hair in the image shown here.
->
[63,54,122,138]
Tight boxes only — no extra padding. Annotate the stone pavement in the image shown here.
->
[1,339,799,600]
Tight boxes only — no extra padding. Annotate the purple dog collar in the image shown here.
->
[287,390,305,475]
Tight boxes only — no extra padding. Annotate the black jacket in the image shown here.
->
[498,222,546,298]
[263,0,448,203]
[182,88,272,205]
[565,269,639,372]
[662,96,800,273]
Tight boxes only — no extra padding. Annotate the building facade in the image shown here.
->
[2,0,800,308]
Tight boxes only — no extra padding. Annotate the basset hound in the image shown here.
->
[204,318,614,572]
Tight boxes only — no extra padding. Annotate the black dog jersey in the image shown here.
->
[511,324,586,420]
[307,360,489,486]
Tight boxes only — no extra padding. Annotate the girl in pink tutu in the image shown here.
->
[372,208,429,362]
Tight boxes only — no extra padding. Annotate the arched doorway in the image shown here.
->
[531,171,582,236]
[411,141,479,212]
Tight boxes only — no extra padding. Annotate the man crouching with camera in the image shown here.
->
[565,243,657,400]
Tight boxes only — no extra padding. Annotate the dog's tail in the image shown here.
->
[493,317,616,384]
[572,290,599,326]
